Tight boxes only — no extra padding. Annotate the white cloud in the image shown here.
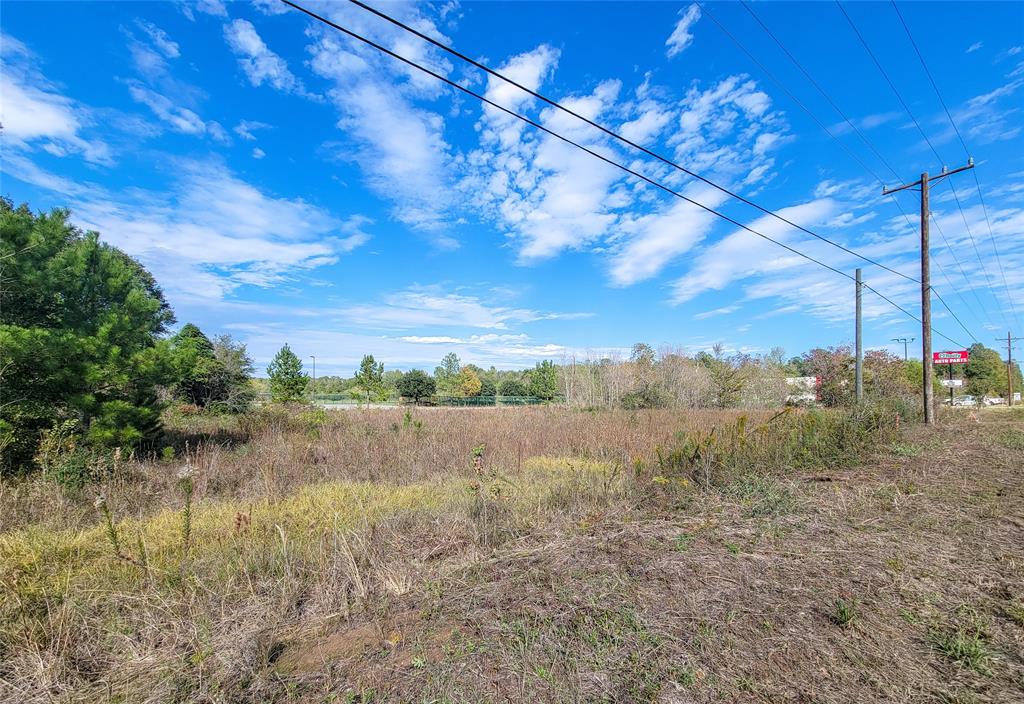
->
[178,0,227,20]
[608,184,728,286]
[0,37,113,165]
[136,20,180,58]
[252,147,266,159]
[344,286,592,330]
[666,4,702,58]
[227,323,576,374]
[479,44,560,148]
[619,103,672,144]
[671,198,840,305]
[671,75,786,184]
[6,156,369,303]
[949,78,1023,144]
[694,304,740,320]
[234,119,271,140]
[252,0,290,15]
[224,19,308,95]
[307,12,458,239]
[126,82,228,142]
[465,73,626,261]
[966,41,983,54]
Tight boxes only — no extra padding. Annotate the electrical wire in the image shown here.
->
[277,0,969,349]
[334,0,925,287]
[837,0,1011,330]
[702,1,985,339]
[889,0,1020,331]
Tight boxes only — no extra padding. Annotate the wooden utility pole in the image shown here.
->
[883,160,974,424]
[999,333,1022,407]
[855,268,863,403]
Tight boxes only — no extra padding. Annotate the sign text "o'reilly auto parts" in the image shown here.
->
[933,350,969,365]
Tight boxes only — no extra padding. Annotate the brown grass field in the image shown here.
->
[1,405,1022,703]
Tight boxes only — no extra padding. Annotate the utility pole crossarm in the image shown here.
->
[882,161,974,195]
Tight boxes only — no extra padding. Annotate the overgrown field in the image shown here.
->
[2,405,1022,703]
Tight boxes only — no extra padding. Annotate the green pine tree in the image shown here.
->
[1,199,175,473]
[267,344,308,403]
[354,354,386,404]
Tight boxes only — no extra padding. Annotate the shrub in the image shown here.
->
[398,369,436,403]
[498,378,529,397]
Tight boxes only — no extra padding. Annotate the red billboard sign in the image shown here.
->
[933,350,969,365]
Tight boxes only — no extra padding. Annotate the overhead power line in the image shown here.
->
[889,0,1021,331]
[836,1,1011,330]
[331,0,922,287]
[703,1,985,339]
[277,0,969,350]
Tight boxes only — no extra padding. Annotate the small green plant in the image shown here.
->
[891,442,922,457]
[1005,602,1024,626]
[161,446,176,461]
[995,428,1024,451]
[929,627,989,672]
[178,464,195,554]
[674,668,698,686]
[673,533,694,552]
[95,494,121,556]
[724,541,741,555]
[830,598,857,627]
[410,656,426,669]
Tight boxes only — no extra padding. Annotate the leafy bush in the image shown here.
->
[498,378,529,397]
[398,369,436,403]
[654,404,902,490]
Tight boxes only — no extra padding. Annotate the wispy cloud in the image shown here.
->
[666,4,701,58]
[0,34,113,165]
[126,82,229,142]
[234,119,271,140]
[343,285,592,330]
[694,304,740,320]
[4,155,369,303]
[224,19,314,97]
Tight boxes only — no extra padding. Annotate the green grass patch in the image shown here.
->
[830,598,857,627]
[929,627,990,673]
[994,428,1024,451]
[891,442,923,457]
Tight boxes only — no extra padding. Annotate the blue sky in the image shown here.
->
[2,0,1022,375]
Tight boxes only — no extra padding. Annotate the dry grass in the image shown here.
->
[2,405,1021,703]
[0,406,769,534]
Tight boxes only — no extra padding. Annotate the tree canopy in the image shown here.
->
[397,369,436,403]
[1,200,174,472]
[528,360,560,401]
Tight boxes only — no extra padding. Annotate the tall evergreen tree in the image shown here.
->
[0,199,174,473]
[169,324,223,407]
[267,344,308,403]
[434,352,461,395]
[354,354,386,403]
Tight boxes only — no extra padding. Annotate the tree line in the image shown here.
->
[261,347,560,404]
